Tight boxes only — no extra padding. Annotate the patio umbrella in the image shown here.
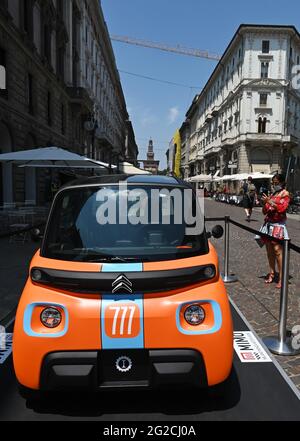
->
[190,174,213,182]
[119,162,151,175]
[0,147,115,169]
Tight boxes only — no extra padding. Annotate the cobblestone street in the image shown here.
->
[0,199,300,391]
[205,198,300,390]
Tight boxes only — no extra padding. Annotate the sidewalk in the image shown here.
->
[0,238,38,321]
[205,198,300,390]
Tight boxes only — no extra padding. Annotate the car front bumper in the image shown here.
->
[40,349,208,391]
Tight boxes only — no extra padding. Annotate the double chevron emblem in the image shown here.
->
[112,274,133,294]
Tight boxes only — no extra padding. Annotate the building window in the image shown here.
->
[261,62,269,78]
[258,117,267,133]
[0,46,7,100]
[262,40,270,54]
[260,93,268,106]
[57,46,65,81]
[0,1,8,10]
[23,0,34,40]
[57,0,64,18]
[27,73,34,115]
[47,91,52,126]
[61,104,65,135]
[43,24,52,63]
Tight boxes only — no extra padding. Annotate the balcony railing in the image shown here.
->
[66,87,93,109]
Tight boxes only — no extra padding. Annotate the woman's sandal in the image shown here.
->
[276,282,282,289]
[265,273,275,284]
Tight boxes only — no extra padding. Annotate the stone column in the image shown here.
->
[219,152,224,176]
[272,143,282,172]
[238,143,250,173]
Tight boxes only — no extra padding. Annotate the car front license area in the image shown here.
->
[40,349,208,391]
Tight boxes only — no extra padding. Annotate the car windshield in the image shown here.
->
[42,184,208,262]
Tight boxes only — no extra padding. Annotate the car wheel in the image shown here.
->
[207,378,231,399]
[18,383,42,401]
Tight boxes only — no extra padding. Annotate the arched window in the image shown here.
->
[258,117,267,133]
[251,148,271,165]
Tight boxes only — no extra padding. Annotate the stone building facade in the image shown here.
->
[179,25,300,191]
[0,0,137,206]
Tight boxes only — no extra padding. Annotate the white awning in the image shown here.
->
[190,174,213,182]
[119,162,151,175]
[217,172,274,182]
[0,146,115,169]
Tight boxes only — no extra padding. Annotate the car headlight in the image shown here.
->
[31,269,42,282]
[40,307,62,328]
[184,304,205,326]
[203,266,216,279]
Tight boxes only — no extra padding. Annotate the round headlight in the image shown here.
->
[31,269,42,282]
[40,307,62,328]
[204,266,215,279]
[184,304,205,326]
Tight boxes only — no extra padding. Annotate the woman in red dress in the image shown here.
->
[260,174,290,289]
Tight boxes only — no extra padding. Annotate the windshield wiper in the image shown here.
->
[84,255,128,263]
[75,253,141,263]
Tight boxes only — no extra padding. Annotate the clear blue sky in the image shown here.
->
[101,0,300,168]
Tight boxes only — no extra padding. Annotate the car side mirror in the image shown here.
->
[31,228,43,243]
[211,225,224,239]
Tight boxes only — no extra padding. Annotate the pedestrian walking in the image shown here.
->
[259,174,290,289]
[241,176,257,222]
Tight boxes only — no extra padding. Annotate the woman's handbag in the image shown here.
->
[254,222,286,247]
[269,225,285,240]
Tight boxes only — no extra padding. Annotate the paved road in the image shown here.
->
[205,198,300,390]
[1,304,299,421]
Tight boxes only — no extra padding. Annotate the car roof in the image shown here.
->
[60,174,190,190]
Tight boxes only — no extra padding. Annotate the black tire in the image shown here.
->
[207,377,231,399]
[18,383,42,401]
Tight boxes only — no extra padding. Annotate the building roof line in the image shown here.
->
[186,24,300,116]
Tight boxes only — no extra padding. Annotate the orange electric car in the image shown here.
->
[13,174,233,396]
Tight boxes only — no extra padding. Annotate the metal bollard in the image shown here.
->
[221,216,238,283]
[263,239,300,356]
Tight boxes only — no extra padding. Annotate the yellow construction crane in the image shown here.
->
[110,35,221,61]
